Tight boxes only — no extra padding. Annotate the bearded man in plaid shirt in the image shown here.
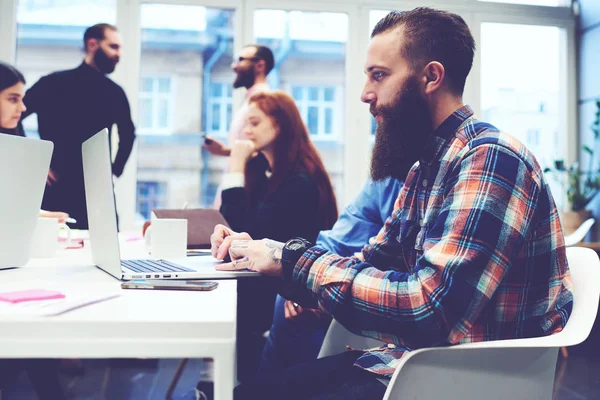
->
[208,7,573,400]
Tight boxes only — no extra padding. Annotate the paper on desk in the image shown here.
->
[0,292,120,317]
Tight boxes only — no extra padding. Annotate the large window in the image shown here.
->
[254,9,348,204]
[207,81,233,135]
[138,76,173,134]
[291,85,339,139]
[137,181,166,220]
[136,4,234,220]
[481,22,565,205]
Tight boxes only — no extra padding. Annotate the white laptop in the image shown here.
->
[82,128,259,280]
[0,134,53,269]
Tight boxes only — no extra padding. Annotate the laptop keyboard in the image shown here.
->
[121,259,195,273]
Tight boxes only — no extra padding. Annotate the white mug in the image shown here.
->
[31,217,72,258]
[144,218,187,259]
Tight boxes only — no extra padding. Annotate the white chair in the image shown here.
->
[318,247,600,400]
[564,218,595,247]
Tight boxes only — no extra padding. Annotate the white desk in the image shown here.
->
[0,237,237,400]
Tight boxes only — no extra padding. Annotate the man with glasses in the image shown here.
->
[203,45,274,157]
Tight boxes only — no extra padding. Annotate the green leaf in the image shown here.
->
[583,145,594,156]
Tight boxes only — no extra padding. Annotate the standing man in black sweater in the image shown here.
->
[21,23,136,229]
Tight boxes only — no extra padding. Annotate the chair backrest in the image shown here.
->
[558,247,600,346]
[382,247,600,400]
[564,218,596,247]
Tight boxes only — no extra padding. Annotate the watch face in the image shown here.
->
[286,238,307,251]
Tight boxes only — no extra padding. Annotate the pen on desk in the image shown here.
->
[66,217,77,224]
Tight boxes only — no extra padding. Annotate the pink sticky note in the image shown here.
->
[0,289,65,304]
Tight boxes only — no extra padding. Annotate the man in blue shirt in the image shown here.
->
[258,177,403,372]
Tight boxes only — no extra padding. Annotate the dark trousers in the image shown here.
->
[234,351,387,400]
[259,294,331,374]
[236,277,279,381]
[0,359,65,400]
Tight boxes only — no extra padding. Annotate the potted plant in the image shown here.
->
[545,100,600,235]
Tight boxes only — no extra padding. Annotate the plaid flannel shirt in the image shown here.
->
[287,106,573,377]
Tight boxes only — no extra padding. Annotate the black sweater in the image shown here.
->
[220,172,322,243]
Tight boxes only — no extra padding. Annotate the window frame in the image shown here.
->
[288,84,343,141]
[136,180,167,220]
[137,75,175,135]
[206,80,233,136]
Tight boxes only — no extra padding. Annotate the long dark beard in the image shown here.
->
[370,77,434,181]
[233,68,256,89]
[93,47,118,75]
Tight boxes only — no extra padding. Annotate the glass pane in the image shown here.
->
[307,106,319,135]
[255,9,348,205]
[211,103,221,131]
[158,77,170,93]
[226,104,232,131]
[292,86,303,101]
[158,98,169,128]
[324,87,335,102]
[371,115,377,136]
[325,108,333,135]
[369,10,390,34]
[142,77,154,93]
[226,85,232,97]
[481,22,564,207]
[308,87,319,101]
[15,0,117,136]
[138,4,235,219]
[478,0,565,6]
[140,98,153,129]
[211,82,222,97]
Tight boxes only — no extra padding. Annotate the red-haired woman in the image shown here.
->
[219,89,338,380]
[220,89,337,242]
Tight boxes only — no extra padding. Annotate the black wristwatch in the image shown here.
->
[281,237,313,280]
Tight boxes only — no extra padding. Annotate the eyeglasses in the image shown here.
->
[236,56,261,63]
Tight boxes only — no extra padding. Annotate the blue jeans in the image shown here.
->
[258,294,332,374]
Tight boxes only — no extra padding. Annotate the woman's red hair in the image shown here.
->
[245,90,338,231]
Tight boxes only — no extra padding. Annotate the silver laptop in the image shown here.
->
[82,129,259,280]
[0,134,53,269]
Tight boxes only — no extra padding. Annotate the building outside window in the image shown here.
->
[138,76,173,134]
[290,85,339,139]
[137,181,166,220]
[206,81,232,135]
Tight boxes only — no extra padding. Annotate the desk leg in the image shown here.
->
[214,344,235,400]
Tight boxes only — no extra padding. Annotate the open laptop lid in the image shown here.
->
[152,209,229,249]
[0,133,53,268]
[81,128,123,280]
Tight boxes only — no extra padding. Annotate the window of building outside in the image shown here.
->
[15,0,117,137]
[207,81,233,135]
[138,76,173,134]
[137,181,166,220]
[291,85,338,138]
[254,9,348,205]
[136,4,235,220]
[481,22,564,206]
